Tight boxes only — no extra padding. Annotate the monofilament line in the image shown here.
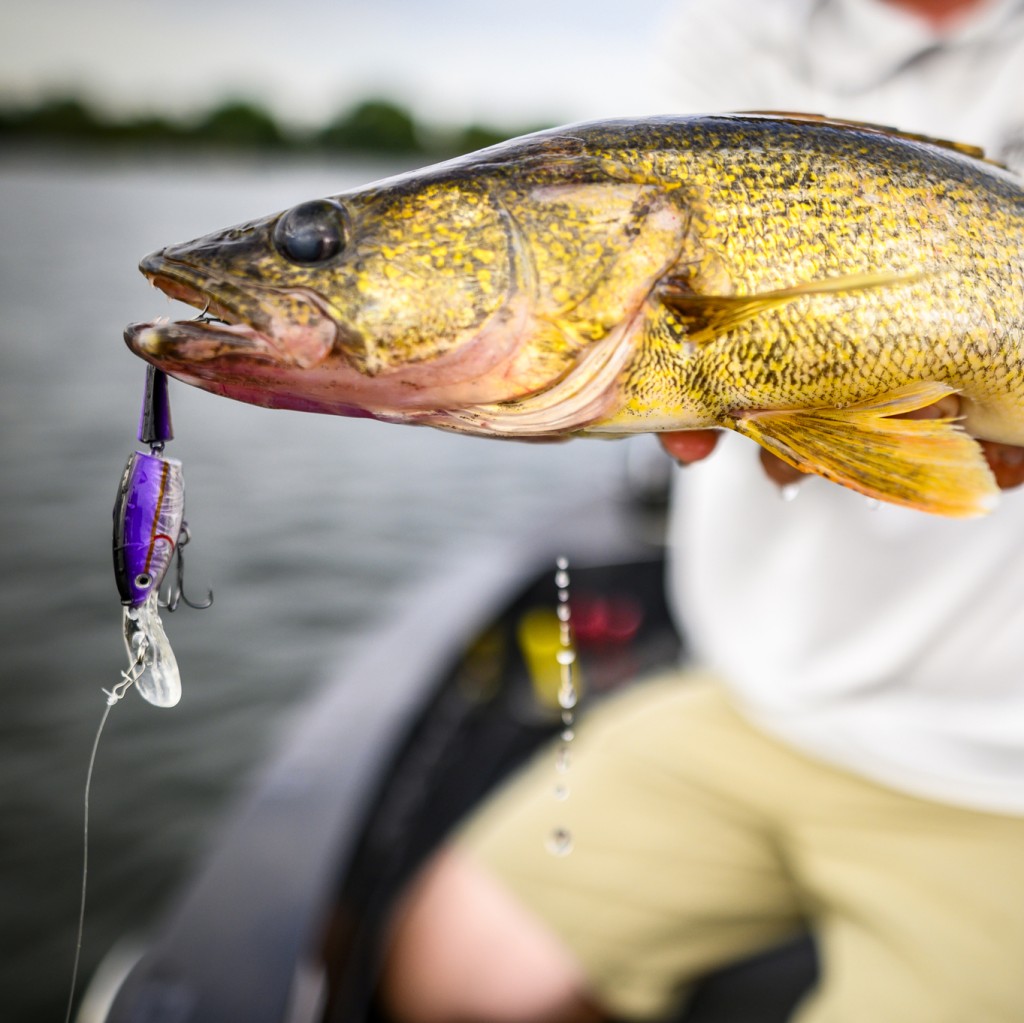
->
[63,699,115,1023]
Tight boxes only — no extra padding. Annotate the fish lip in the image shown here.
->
[139,254,224,314]
[124,317,274,367]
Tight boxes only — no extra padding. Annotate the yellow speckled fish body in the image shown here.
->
[126,114,1024,516]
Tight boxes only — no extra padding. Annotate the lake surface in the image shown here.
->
[0,152,633,1021]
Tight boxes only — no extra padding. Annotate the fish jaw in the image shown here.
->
[125,250,568,422]
[125,291,610,427]
[130,248,341,370]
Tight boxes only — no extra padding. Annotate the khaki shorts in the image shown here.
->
[458,673,1024,1023]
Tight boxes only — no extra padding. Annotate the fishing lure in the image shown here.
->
[109,365,210,706]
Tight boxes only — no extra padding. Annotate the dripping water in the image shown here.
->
[546,828,574,857]
[546,556,577,857]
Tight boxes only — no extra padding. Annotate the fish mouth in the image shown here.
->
[125,251,341,370]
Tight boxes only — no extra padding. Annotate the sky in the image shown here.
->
[0,0,682,129]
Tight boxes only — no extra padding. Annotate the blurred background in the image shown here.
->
[0,1,678,1019]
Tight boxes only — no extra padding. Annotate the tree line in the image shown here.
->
[0,96,551,157]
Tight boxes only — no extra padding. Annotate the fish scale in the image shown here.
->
[125,114,1024,516]
[612,122,1024,416]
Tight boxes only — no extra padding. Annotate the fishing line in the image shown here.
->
[63,641,149,1023]
[63,695,116,1023]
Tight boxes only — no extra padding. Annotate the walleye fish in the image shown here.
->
[126,113,1024,517]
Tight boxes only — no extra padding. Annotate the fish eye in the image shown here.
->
[273,199,347,265]
[134,572,152,590]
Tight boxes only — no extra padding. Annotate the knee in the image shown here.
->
[379,846,603,1023]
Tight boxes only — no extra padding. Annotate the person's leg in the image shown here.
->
[381,674,807,1023]
[784,775,1024,1023]
[382,847,604,1023]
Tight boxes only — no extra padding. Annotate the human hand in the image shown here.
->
[658,395,1024,490]
[658,428,808,487]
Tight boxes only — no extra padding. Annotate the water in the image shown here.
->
[0,152,625,1022]
[544,827,574,858]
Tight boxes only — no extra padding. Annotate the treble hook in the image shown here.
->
[160,522,214,612]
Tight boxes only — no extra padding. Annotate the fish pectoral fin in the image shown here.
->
[660,271,922,344]
[728,382,1000,518]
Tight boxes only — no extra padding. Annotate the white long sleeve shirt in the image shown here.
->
[659,0,1024,813]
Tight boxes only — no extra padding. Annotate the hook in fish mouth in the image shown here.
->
[125,250,341,369]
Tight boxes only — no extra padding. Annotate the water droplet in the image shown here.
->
[546,828,573,857]
[780,482,801,503]
[864,496,880,511]
[556,556,569,571]
[548,555,579,855]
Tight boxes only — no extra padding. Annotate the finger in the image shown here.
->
[897,393,961,420]
[894,394,1024,489]
[758,448,808,487]
[659,430,720,464]
[979,440,1024,490]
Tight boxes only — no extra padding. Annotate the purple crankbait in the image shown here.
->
[110,366,210,707]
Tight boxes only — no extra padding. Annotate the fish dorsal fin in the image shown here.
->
[727,381,999,517]
[739,111,1008,169]
[660,271,921,344]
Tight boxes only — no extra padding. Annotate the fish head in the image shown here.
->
[126,127,692,433]
[127,171,525,418]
